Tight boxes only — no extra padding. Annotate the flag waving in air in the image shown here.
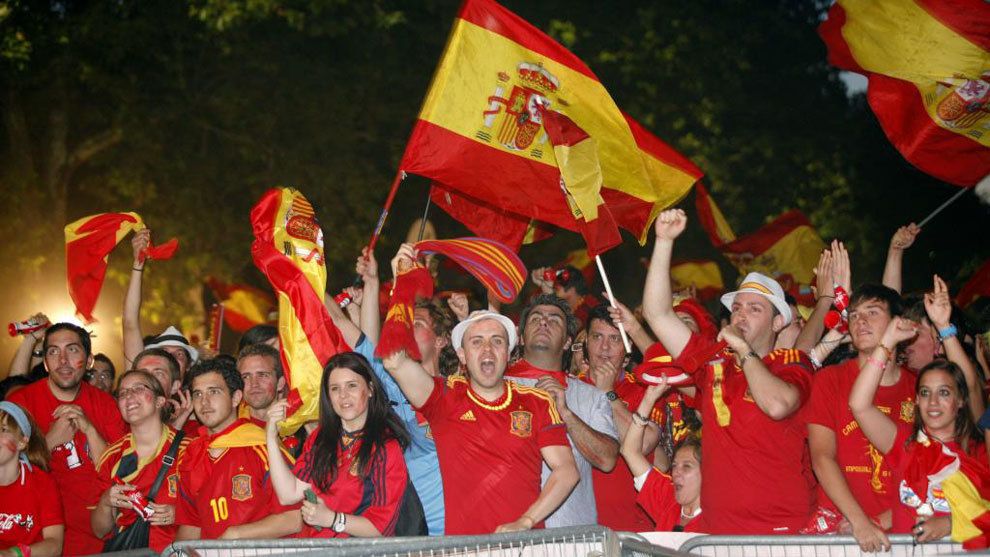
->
[251,187,349,435]
[65,212,178,323]
[400,0,702,248]
[819,0,990,186]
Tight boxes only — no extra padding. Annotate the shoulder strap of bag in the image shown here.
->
[147,430,185,501]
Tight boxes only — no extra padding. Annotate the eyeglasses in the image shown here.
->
[117,384,153,399]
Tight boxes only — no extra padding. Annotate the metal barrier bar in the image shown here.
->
[678,534,963,556]
[615,532,695,557]
[162,525,625,557]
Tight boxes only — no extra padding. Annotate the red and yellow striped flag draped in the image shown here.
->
[206,277,275,333]
[819,0,990,186]
[399,0,702,245]
[65,212,178,323]
[415,237,527,303]
[250,188,349,436]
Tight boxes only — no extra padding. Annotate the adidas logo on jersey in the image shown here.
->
[459,410,477,422]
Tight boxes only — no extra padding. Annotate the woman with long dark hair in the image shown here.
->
[851,314,988,544]
[267,352,410,537]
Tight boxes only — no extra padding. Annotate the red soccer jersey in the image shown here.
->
[636,467,702,532]
[8,380,126,556]
[678,333,815,534]
[0,464,63,549]
[96,426,189,552]
[293,430,408,538]
[415,375,570,535]
[577,373,658,532]
[805,358,916,521]
[176,420,295,539]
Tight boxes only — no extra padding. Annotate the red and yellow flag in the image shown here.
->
[671,260,724,301]
[694,183,737,247]
[430,185,553,251]
[250,188,349,435]
[206,277,275,333]
[819,0,990,186]
[65,212,178,323]
[957,259,990,308]
[720,210,825,307]
[400,0,702,245]
[415,237,527,303]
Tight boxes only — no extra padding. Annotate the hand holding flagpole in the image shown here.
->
[595,255,632,354]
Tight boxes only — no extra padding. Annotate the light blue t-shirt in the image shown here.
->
[355,335,445,535]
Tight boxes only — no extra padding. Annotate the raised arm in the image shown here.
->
[325,289,362,348]
[607,300,654,354]
[642,209,693,358]
[356,246,381,344]
[7,315,47,378]
[123,229,151,367]
[796,243,850,353]
[265,400,309,505]
[882,223,920,294]
[850,317,918,454]
[495,444,578,533]
[591,359,659,454]
[620,382,668,477]
[926,275,984,419]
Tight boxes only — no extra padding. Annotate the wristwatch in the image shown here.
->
[332,511,347,533]
[605,390,619,402]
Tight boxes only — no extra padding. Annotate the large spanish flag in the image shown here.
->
[819,0,990,186]
[400,0,703,244]
[251,188,349,435]
[65,212,178,323]
[720,210,825,306]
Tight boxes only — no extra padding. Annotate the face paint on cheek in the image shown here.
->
[0,438,18,453]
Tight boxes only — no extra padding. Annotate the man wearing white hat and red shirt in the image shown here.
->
[641,208,814,534]
[382,243,578,536]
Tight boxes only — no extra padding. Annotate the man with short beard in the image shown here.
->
[642,209,814,534]
[8,323,126,556]
[236,344,285,427]
[506,294,618,527]
[175,358,298,540]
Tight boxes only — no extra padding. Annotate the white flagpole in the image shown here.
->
[595,255,632,353]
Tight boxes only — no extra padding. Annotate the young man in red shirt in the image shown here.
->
[578,304,661,532]
[382,244,579,535]
[642,209,815,534]
[175,358,298,540]
[806,284,915,552]
[7,323,127,556]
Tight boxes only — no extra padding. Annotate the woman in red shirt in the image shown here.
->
[851,318,987,544]
[266,352,410,537]
[620,380,702,531]
[92,370,188,552]
[0,401,64,557]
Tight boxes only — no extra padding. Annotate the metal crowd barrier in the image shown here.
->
[160,526,687,557]
[678,534,964,556]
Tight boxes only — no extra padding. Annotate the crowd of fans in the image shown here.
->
[1,209,988,556]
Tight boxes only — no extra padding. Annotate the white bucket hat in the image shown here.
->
[144,325,200,363]
[720,272,793,326]
[451,310,518,352]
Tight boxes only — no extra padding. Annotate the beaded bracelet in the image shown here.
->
[938,324,958,340]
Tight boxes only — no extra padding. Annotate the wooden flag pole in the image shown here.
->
[595,254,632,354]
[917,186,970,228]
[368,170,407,251]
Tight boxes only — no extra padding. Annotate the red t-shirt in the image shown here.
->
[0,464,63,549]
[175,420,296,539]
[415,375,570,535]
[804,359,916,522]
[293,429,408,537]
[95,426,189,552]
[678,333,815,534]
[636,468,702,532]
[8,380,126,556]
[577,372,659,532]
